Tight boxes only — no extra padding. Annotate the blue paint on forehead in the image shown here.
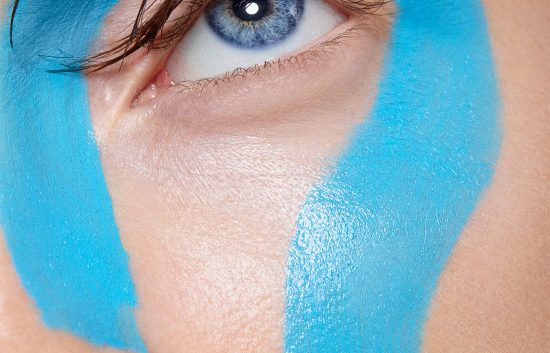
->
[0,0,146,351]
[285,0,500,352]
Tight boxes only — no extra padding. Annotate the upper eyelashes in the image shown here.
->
[8,0,389,73]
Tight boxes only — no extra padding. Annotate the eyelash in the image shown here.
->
[161,25,360,96]
[9,0,390,74]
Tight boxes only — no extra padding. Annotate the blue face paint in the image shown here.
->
[0,1,145,351]
[285,0,500,352]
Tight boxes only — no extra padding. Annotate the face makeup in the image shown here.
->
[0,0,501,352]
[0,1,145,351]
[284,0,501,352]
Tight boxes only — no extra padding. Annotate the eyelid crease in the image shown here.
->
[9,0,392,73]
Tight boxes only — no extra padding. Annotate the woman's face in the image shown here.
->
[0,0,548,352]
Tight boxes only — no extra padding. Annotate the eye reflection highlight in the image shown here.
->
[235,0,267,20]
[245,3,260,15]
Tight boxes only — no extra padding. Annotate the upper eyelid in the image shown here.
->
[8,0,391,73]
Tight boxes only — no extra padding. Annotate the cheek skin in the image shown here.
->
[0,231,128,353]
[87,1,391,351]
[284,0,500,352]
[424,0,550,352]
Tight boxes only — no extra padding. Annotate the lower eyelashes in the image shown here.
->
[206,0,305,48]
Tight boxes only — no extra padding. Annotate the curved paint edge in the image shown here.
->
[285,0,501,352]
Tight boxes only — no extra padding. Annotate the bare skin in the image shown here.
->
[0,0,548,352]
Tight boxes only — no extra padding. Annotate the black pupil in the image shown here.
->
[232,0,270,21]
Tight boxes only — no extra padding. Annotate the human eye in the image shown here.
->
[75,0,392,110]
[70,0,394,158]
[166,0,346,81]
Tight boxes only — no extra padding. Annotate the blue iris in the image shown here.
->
[206,0,304,48]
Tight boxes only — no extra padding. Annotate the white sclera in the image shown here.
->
[167,0,345,82]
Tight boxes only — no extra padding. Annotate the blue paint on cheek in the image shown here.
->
[0,1,146,351]
[285,0,501,352]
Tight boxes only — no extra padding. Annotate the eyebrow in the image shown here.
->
[9,0,390,73]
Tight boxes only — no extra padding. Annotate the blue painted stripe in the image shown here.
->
[0,1,146,351]
[285,0,501,352]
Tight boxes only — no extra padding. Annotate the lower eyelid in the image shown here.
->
[117,0,395,109]
[176,24,357,87]
[132,16,363,107]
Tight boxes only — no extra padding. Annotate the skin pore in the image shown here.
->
[0,0,549,352]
